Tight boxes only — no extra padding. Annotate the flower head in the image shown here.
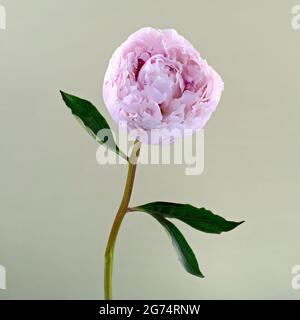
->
[103,27,224,144]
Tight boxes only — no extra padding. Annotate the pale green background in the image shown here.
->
[0,0,300,299]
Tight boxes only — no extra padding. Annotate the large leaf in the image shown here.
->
[134,202,244,234]
[60,91,126,160]
[149,213,204,278]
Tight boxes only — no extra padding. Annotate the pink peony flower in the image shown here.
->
[103,27,224,144]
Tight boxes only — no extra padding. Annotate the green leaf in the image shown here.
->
[134,202,244,234]
[60,91,127,160]
[149,213,204,278]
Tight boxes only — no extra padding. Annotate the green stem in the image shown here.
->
[104,140,141,300]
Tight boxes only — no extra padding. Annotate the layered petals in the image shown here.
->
[103,27,224,144]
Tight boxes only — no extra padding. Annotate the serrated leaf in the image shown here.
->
[60,91,127,160]
[149,213,204,278]
[134,202,244,234]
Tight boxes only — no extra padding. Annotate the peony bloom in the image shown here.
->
[103,27,224,144]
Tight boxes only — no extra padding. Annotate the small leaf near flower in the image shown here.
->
[60,91,127,160]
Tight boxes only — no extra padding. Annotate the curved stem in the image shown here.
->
[104,140,141,300]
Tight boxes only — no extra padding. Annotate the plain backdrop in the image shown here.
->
[0,0,300,299]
